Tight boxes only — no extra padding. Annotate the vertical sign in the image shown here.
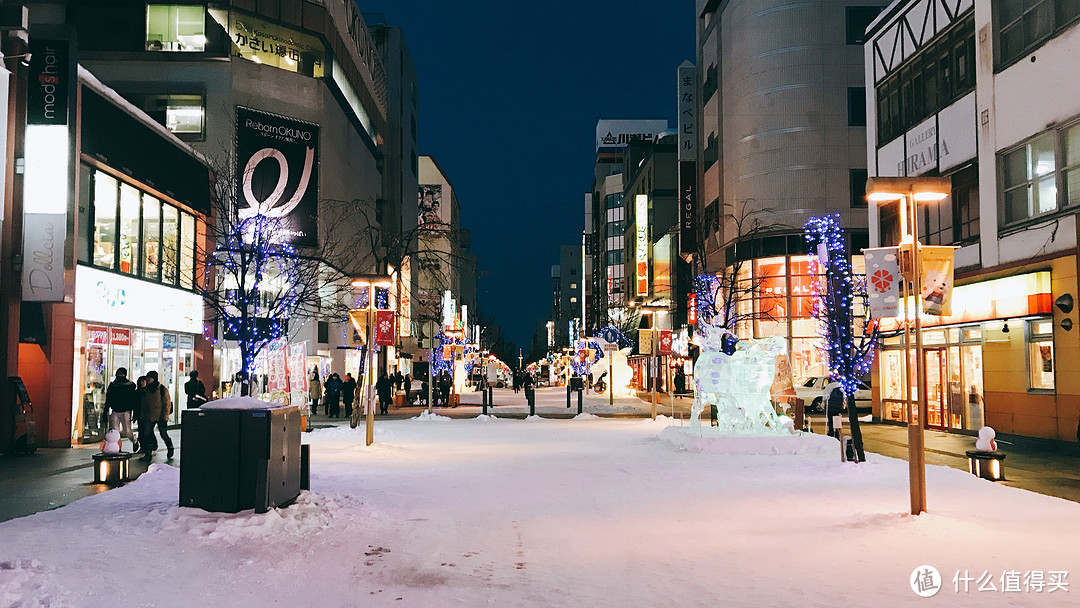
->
[635,194,649,297]
[235,107,320,246]
[658,330,673,356]
[864,247,901,318]
[267,339,289,393]
[288,342,309,407]
[399,256,412,337]
[22,36,74,302]
[688,293,697,325]
[679,160,697,257]
[677,61,697,161]
[375,310,396,346]
[920,246,956,316]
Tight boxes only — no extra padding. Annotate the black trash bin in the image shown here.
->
[179,403,302,513]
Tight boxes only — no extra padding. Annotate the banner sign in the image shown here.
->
[267,339,289,392]
[920,246,956,316]
[86,325,109,346]
[679,160,697,257]
[375,310,395,346]
[864,247,901,319]
[418,184,444,228]
[27,38,71,126]
[635,194,649,297]
[688,293,698,325]
[658,330,673,356]
[235,106,319,246]
[639,330,653,356]
[399,256,412,337]
[109,327,130,347]
[288,341,309,398]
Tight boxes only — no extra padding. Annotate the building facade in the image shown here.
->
[865,0,1080,441]
[694,0,886,381]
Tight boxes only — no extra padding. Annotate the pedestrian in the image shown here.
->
[184,370,207,408]
[439,371,452,408]
[674,367,686,396]
[824,379,845,439]
[512,370,520,394]
[419,377,429,407]
[104,367,138,451]
[139,370,174,461]
[376,372,393,415]
[404,373,413,406]
[309,371,323,415]
[342,373,357,418]
[325,373,343,418]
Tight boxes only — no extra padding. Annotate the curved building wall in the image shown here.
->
[716,0,880,247]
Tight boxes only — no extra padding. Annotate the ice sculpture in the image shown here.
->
[689,334,793,434]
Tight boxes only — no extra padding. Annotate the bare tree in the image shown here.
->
[198,162,354,383]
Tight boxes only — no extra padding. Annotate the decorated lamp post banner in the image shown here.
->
[658,330,673,356]
[920,246,956,316]
[235,106,319,246]
[863,247,901,318]
[267,339,289,393]
[375,310,396,346]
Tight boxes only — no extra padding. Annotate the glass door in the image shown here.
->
[82,325,110,442]
[924,349,946,429]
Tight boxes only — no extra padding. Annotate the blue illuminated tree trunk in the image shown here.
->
[804,215,878,461]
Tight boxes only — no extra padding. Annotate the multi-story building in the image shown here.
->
[694,0,886,380]
[585,118,668,333]
[864,0,1080,441]
[552,243,583,349]
[1,27,214,447]
[415,155,465,348]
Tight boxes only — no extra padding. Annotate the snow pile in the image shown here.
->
[523,414,543,421]
[412,410,451,421]
[161,491,351,542]
[659,426,837,455]
[200,396,289,410]
[472,415,499,422]
[572,412,599,420]
[0,560,72,608]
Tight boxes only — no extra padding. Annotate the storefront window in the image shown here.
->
[142,195,161,280]
[119,184,141,275]
[1028,319,1055,390]
[146,4,206,52]
[180,211,196,289]
[162,205,179,285]
[92,172,118,270]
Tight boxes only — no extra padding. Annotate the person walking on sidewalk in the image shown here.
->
[309,371,323,415]
[324,373,343,418]
[342,373,357,419]
[139,370,174,461]
[104,367,138,451]
[376,372,393,415]
[824,380,845,439]
[184,370,207,408]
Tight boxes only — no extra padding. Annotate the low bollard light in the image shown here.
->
[93,452,131,486]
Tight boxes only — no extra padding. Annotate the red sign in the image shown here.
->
[688,293,697,325]
[658,330,672,355]
[375,310,396,346]
[87,325,109,345]
[109,327,130,346]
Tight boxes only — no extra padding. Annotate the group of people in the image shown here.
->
[102,367,198,461]
[310,368,414,416]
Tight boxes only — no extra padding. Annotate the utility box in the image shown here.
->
[180,402,301,513]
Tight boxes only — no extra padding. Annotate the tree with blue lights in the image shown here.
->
[804,214,878,461]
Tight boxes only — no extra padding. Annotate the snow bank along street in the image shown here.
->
[1,416,1078,607]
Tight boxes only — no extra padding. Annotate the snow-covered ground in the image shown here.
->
[2,416,1078,607]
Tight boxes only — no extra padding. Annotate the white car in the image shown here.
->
[794,376,871,412]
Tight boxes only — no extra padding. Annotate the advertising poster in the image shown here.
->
[288,341,309,396]
[267,339,289,393]
[920,246,956,316]
[864,247,901,318]
[235,106,319,246]
[418,184,443,228]
[399,256,412,337]
[658,330,672,356]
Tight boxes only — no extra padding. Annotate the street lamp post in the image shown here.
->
[350,274,394,446]
[866,177,950,515]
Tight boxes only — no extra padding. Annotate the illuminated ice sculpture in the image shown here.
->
[689,332,793,434]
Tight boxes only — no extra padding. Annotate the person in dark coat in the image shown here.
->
[375,372,393,415]
[439,371,452,408]
[342,373,357,418]
[324,373,343,418]
[139,370,174,461]
[404,373,413,406]
[104,367,138,451]
[674,368,686,396]
[824,380,845,438]
[184,370,207,408]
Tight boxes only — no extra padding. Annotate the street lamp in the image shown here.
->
[866,176,950,515]
[350,273,394,446]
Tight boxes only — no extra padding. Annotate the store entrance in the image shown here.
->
[924,346,967,431]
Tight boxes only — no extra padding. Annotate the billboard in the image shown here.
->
[418,184,444,228]
[635,194,649,297]
[235,107,319,246]
[595,119,668,152]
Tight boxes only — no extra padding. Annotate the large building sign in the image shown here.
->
[236,107,320,246]
[677,61,697,161]
[876,93,976,178]
[210,9,325,77]
[418,184,444,228]
[595,119,668,152]
[75,266,203,334]
[679,161,697,257]
[635,194,649,297]
[23,36,75,302]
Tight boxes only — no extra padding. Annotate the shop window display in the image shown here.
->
[162,204,179,284]
[146,4,206,52]
[119,183,141,275]
[92,172,118,270]
[180,212,195,289]
[1028,319,1055,390]
[142,196,161,280]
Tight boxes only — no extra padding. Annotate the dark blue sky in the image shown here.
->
[362,1,695,350]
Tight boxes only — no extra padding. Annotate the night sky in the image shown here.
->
[361,1,695,350]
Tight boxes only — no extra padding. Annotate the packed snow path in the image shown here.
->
[2,417,1078,607]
